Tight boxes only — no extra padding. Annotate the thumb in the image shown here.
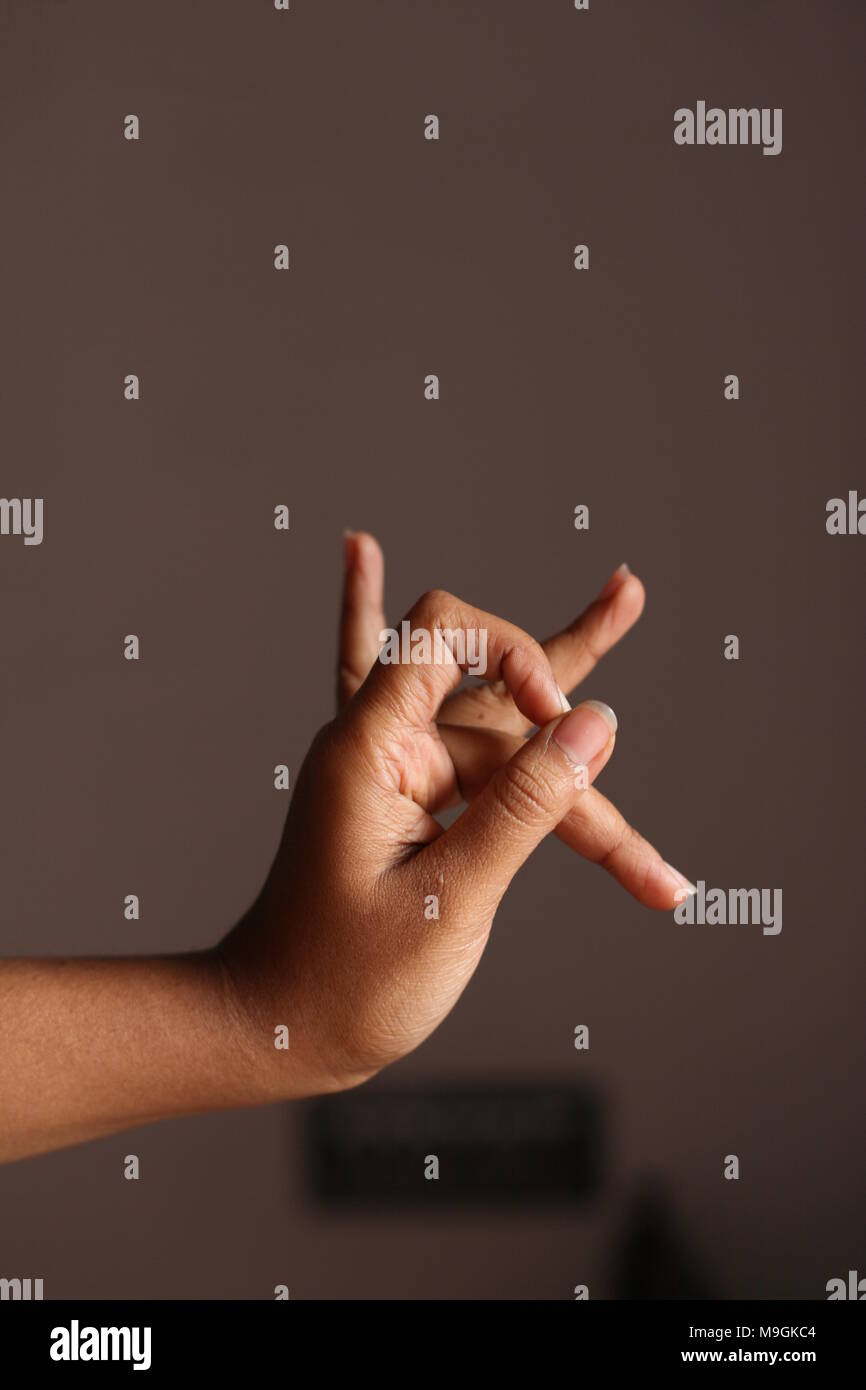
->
[423,700,618,911]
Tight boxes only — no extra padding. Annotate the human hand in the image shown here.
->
[219,550,692,1102]
[0,540,692,1162]
[338,532,692,912]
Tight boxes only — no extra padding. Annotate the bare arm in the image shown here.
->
[0,951,268,1164]
[0,542,690,1166]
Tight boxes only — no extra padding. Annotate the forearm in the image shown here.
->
[0,950,268,1164]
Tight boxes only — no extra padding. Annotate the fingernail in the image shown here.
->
[557,683,571,713]
[581,699,618,734]
[553,699,617,765]
[343,530,357,563]
[596,562,632,601]
[663,862,696,895]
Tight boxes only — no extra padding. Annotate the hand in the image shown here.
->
[219,556,692,1101]
[0,541,692,1163]
[337,531,691,911]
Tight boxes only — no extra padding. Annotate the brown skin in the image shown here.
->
[338,533,683,911]
[0,538,689,1163]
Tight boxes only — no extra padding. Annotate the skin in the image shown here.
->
[0,537,692,1163]
[338,533,687,910]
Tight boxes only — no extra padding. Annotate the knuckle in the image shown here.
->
[306,719,333,756]
[638,851,668,903]
[412,588,455,627]
[306,719,341,772]
[309,717,366,782]
[597,815,631,869]
[569,628,592,664]
[337,660,363,694]
[493,759,556,829]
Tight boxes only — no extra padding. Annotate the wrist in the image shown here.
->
[211,930,377,1104]
[209,940,355,1104]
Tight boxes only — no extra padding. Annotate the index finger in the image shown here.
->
[337,531,386,710]
[349,588,570,741]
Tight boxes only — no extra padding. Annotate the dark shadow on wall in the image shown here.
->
[304,1085,719,1298]
[611,1176,717,1300]
[304,1080,603,1208]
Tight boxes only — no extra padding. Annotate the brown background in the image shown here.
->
[0,0,863,1298]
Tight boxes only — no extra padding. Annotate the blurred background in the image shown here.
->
[0,0,863,1298]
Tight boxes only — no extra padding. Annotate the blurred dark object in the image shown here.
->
[304,1081,603,1208]
[613,1177,717,1299]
